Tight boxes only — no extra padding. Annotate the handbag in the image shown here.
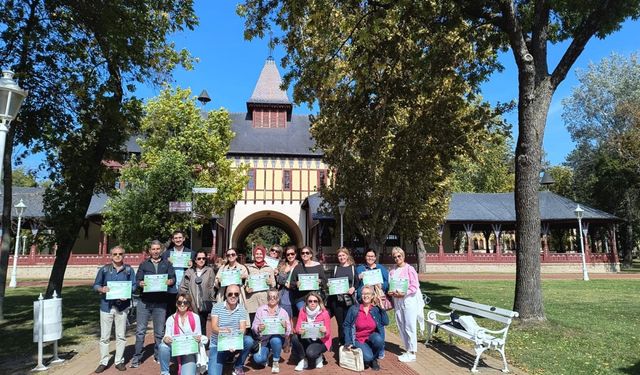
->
[339,345,365,372]
[373,285,393,311]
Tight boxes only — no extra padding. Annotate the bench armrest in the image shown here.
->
[475,326,509,340]
[427,309,452,321]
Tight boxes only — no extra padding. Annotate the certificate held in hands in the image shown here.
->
[144,274,168,292]
[298,273,319,291]
[262,317,285,335]
[248,274,269,292]
[390,278,409,294]
[106,281,132,300]
[220,269,242,287]
[301,322,323,339]
[170,251,191,268]
[328,277,349,295]
[362,269,383,286]
[218,330,244,351]
[171,335,198,356]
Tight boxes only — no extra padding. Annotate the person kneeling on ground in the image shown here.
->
[208,284,254,375]
[251,288,292,373]
[343,285,389,371]
[159,293,206,375]
[291,292,332,371]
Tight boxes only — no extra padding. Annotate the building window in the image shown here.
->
[283,169,291,191]
[317,170,327,190]
[247,169,256,190]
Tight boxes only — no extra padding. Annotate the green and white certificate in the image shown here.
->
[170,251,191,268]
[144,274,168,292]
[217,330,244,351]
[301,322,323,340]
[265,256,279,269]
[106,281,132,300]
[298,273,319,291]
[362,269,383,286]
[262,317,285,335]
[220,269,242,287]
[171,335,198,356]
[327,277,350,295]
[248,273,269,292]
[390,277,409,294]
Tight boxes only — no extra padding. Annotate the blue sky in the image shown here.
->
[17,1,640,173]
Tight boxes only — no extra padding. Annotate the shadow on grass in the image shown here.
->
[619,361,640,374]
[426,337,493,372]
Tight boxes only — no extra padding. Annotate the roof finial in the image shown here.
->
[268,31,274,60]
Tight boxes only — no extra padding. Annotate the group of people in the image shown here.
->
[93,233,425,375]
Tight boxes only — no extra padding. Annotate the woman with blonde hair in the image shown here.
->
[328,246,360,345]
[290,246,327,315]
[388,246,425,363]
[214,248,249,303]
[291,291,332,371]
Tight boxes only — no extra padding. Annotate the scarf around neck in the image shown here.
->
[305,305,321,322]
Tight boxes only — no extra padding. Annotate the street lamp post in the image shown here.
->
[338,199,346,248]
[0,70,29,181]
[574,204,590,281]
[9,199,26,288]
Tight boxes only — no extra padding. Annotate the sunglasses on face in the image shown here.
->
[196,257,207,260]
[177,300,190,306]
[270,249,279,253]
[286,252,296,256]
[227,292,239,297]
[307,299,318,303]
[227,253,237,257]
[393,255,403,259]
[301,251,311,255]
[112,253,123,257]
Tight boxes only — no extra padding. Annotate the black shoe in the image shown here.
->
[371,359,381,371]
[95,364,107,373]
[129,361,140,368]
[115,363,127,371]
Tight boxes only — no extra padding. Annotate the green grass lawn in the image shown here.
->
[408,280,640,375]
[0,285,100,371]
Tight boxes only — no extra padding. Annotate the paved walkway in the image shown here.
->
[42,315,526,375]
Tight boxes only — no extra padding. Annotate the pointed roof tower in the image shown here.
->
[247,57,292,116]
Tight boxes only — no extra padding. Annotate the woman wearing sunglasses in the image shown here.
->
[251,288,292,373]
[276,245,299,352]
[158,293,206,375]
[343,285,389,371]
[180,251,216,335]
[388,246,425,363]
[214,248,249,303]
[290,247,327,316]
[292,292,332,371]
[208,284,255,375]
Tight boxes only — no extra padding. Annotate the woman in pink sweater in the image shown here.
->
[291,291,332,371]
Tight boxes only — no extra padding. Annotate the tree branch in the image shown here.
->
[497,0,531,70]
[531,0,550,79]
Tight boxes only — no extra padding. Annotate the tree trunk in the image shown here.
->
[0,127,15,321]
[623,192,634,267]
[513,79,552,322]
[416,236,427,273]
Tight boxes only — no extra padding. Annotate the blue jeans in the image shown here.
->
[353,332,384,363]
[253,335,284,365]
[158,342,197,375]
[133,300,166,363]
[207,335,254,375]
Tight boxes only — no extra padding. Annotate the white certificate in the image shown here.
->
[220,269,242,287]
[327,277,350,295]
[217,330,244,351]
[301,322,323,340]
[171,335,198,356]
[170,251,191,268]
[106,281,132,300]
[362,269,383,286]
[390,277,409,294]
[262,317,285,335]
[144,274,168,292]
[248,273,269,292]
[265,256,280,269]
[298,273,319,291]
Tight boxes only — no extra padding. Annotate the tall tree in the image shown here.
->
[11,167,38,188]
[461,1,640,321]
[239,1,504,265]
[102,87,247,252]
[563,53,640,266]
[0,0,197,310]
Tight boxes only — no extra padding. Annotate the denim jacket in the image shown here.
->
[93,263,137,313]
[355,263,389,301]
[343,302,389,346]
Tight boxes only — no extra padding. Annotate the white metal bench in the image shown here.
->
[426,298,519,373]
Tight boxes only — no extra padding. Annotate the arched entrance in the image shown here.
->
[231,210,304,250]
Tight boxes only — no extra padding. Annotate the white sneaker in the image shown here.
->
[315,356,324,369]
[271,361,280,373]
[398,352,416,362]
[295,359,308,371]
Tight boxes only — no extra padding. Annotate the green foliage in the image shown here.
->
[239,0,505,249]
[103,87,247,252]
[546,165,575,198]
[11,168,38,188]
[243,226,291,257]
[450,128,515,193]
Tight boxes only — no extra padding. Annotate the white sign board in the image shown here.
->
[33,298,63,342]
[192,187,218,194]
[169,201,192,212]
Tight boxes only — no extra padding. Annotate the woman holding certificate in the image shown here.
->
[245,245,277,324]
[327,247,360,345]
[180,251,216,336]
[388,246,425,363]
[251,288,292,373]
[290,246,327,315]
[355,249,390,301]
[343,285,389,371]
[276,245,299,353]
[292,292,332,371]
[214,248,249,303]
[159,293,205,375]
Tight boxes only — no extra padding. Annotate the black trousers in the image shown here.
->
[291,335,327,366]
[329,297,350,345]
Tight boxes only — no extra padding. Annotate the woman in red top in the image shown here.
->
[291,291,332,371]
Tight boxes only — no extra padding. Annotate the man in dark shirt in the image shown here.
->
[162,230,195,318]
[130,240,176,368]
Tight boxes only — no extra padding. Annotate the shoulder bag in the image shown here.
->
[339,345,365,372]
